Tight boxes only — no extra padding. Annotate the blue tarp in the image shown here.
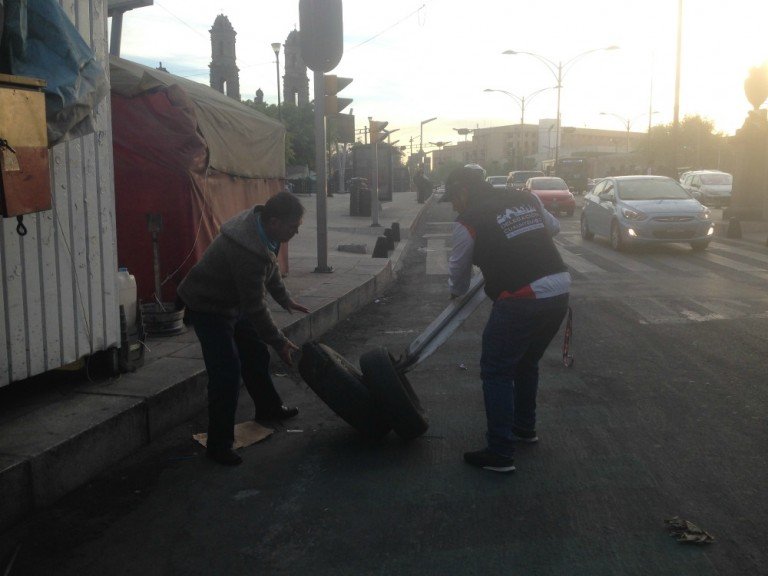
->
[0,0,108,146]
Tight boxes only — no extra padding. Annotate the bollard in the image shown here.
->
[391,222,401,242]
[372,236,389,258]
[726,217,742,239]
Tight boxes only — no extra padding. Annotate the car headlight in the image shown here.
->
[698,207,712,220]
[621,207,647,221]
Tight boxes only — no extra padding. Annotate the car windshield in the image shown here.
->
[700,173,732,185]
[616,179,691,201]
[487,176,507,185]
[531,178,568,190]
[513,172,541,183]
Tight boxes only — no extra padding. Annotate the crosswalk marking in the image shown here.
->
[710,242,768,265]
[558,250,605,275]
[423,222,768,326]
[698,251,768,280]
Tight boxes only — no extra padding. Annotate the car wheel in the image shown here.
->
[580,213,594,240]
[610,221,625,251]
[566,208,574,217]
[359,347,429,441]
[298,342,392,439]
[690,240,710,251]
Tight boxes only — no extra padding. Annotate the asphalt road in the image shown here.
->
[3,201,767,575]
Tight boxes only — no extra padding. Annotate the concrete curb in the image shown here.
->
[0,198,431,531]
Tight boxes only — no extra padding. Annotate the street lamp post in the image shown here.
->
[503,46,618,170]
[600,111,659,152]
[271,42,282,121]
[483,87,554,126]
[420,117,437,168]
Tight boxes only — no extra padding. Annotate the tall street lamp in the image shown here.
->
[600,111,659,152]
[420,117,437,167]
[483,86,554,125]
[503,46,619,169]
[271,42,282,121]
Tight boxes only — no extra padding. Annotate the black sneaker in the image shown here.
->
[463,449,516,473]
[255,405,299,422]
[511,426,539,443]
[206,447,243,466]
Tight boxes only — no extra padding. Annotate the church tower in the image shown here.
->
[283,29,309,106]
[209,14,240,100]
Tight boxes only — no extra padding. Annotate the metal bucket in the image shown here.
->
[140,302,185,335]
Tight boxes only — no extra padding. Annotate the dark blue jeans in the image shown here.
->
[188,311,282,451]
[480,294,569,457]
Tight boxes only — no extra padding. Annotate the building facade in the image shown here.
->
[209,14,240,100]
[283,29,309,107]
[433,120,647,176]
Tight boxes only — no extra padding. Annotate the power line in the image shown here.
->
[348,3,427,50]
[154,1,209,39]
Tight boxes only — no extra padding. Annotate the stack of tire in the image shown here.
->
[298,341,429,440]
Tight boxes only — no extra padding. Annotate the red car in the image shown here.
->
[524,176,576,216]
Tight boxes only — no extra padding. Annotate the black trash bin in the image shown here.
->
[349,178,369,216]
[358,184,372,217]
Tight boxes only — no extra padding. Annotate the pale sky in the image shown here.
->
[117,1,767,151]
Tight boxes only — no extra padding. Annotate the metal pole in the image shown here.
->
[626,123,630,152]
[275,52,282,121]
[672,0,683,174]
[554,62,562,172]
[371,138,380,226]
[313,70,332,273]
[110,11,124,57]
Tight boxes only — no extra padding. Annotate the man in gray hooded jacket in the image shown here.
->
[178,192,309,465]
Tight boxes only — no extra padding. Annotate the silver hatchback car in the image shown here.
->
[581,175,714,251]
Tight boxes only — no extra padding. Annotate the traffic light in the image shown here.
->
[325,75,354,142]
[369,119,389,144]
[299,0,343,73]
[324,75,353,115]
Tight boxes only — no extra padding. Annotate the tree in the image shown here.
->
[638,115,734,175]
[243,100,315,168]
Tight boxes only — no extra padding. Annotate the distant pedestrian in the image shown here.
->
[443,166,571,473]
[413,167,433,203]
[177,192,309,466]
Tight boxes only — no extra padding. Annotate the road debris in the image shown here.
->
[664,517,715,544]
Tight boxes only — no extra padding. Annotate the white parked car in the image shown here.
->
[680,170,732,208]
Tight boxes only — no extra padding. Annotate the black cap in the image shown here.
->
[442,165,488,202]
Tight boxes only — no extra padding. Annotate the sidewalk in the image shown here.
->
[0,189,431,530]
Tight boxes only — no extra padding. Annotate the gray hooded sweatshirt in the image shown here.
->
[177,206,292,350]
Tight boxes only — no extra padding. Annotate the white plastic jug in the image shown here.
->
[117,267,138,334]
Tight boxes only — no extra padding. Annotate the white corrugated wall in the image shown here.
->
[0,0,118,387]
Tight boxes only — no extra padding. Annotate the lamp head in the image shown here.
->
[271,42,281,55]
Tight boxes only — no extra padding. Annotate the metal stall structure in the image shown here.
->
[0,0,118,388]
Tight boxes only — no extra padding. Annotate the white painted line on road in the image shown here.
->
[558,250,606,275]
[626,297,686,325]
[698,252,768,280]
[585,246,658,273]
[643,254,705,273]
[710,242,768,266]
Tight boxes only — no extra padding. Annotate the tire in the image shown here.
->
[359,347,429,441]
[298,342,391,439]
[690,240,710,251]
[566,208,574,217]
[610,220,624,251]
[580,213,594,240]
